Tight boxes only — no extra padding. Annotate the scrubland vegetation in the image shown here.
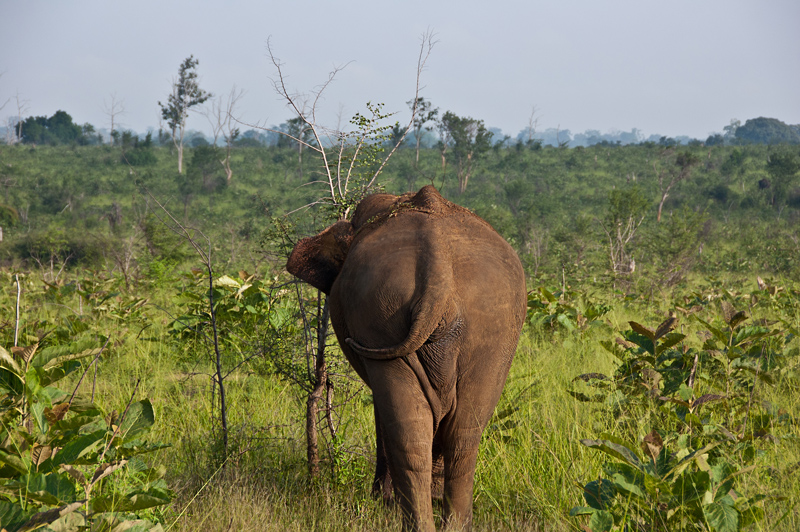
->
[1,138,799,531]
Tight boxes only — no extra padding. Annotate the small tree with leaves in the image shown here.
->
[654,150,700,222]
[439,111,492,194]
[204,86,243,183]
[159,56,211,174]
[600,186,649,278]
[259,32,436,478]
[407,97,438,165]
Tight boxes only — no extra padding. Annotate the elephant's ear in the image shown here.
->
[286,221,354,294]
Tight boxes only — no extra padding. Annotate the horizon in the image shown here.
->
[2,0,798,142]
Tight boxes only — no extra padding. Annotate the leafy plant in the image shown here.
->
[0,336,171,531]
[570,300,796,531]
[526,286,611,333]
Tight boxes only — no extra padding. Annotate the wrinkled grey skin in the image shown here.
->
[287,185,526,531]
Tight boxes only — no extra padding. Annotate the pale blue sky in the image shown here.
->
[2,0,798,140]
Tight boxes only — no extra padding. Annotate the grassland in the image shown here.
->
[1,142,799,530]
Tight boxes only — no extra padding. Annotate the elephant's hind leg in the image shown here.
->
[440,425,482,531]
[365,359,435,532]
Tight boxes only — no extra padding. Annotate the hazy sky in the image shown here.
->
[2,0,798,141]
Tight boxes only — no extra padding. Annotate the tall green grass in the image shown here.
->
[2,269,797,531]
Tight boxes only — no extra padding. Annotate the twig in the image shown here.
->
[68,337,111,408]
[100,378,140,462]
[14,273,21,347]
[741,345,764,438]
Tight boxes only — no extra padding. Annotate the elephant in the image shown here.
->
[286,185,526,531]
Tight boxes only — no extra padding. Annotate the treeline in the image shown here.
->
[2,108,799,150]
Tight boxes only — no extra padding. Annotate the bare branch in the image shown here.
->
[367,30,437,187]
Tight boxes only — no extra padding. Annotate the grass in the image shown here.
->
[2,269,798,531]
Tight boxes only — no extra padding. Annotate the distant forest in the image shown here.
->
[2,107,799,150]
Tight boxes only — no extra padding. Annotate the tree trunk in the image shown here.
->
[306,296,330,478]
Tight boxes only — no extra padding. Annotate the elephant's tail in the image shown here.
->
[345,249,456,360]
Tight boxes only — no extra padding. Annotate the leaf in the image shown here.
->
[732,326,770,346]
[583,479,616,510]
[11,343,39,365]
[671,470,710,504]
[569,506,597,517]
[703,500,739,532]
[692,394,726,410]
[610,466,647,499]
[213,274,240,289]
[90,486,173,512]
[694,316,728,344]
[0,501,36,532]
[580,438,641,468]
[17,500,86,532]
[52,431,106,466]
[729,311,748,329]
[654,316,678,340]
[665,441,723,480]
[720,300,738,325]
[0,448,31,474]
[90,460,128,485]
[11,472,78,506]
[573,373,610,383]
[42,348,102,371]
[640,430,664,463]
[31,402,48,434]
[119,399,155,440]
[557,313,577,331]
[629,321,655,341]
[539,286,557,303]
[0,346,23,376]
[45,402,70,424]
[31,445,54,466]
[59,464,88,487]
[658,332,686,351]
[588,510,614,532]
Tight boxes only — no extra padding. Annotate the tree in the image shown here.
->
[765,149,800,207]
[260,32,436,480]
[276,114,316,178]
[19,110,86,145]
[159,56,211,173]
[13,92,29,144]
[600,186,649,278]
[102,92,125,145]
[439,111,492,194]
[722,118,740,143]
[653,150,699,222]
[735,117,800,145]
[205,86,244,183]
[407,97,438,164]
[520,105,541,148]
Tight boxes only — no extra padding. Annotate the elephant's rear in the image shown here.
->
[440,212,526,425]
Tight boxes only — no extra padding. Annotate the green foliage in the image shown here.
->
[735,117,800,145]
[641,205,709,286]
[0,319,170,531]
[570,290,799,531]
[19,111,89,146]
[168,270,292,376]
[439,110,492,194]
[527,286,611,333]
[158,56,211,137]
